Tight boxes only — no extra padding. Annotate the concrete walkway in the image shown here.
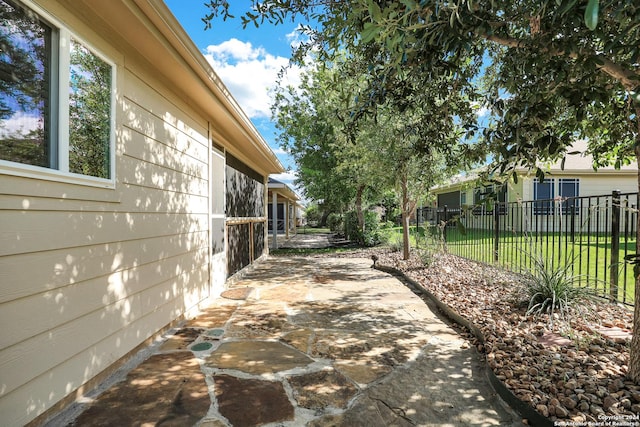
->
[49,256,523,427]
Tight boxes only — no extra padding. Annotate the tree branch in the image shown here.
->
[483,34,640,91]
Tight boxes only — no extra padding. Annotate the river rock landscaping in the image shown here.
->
[318,247,640,424]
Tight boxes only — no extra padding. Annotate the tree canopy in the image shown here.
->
[204,0,640,383]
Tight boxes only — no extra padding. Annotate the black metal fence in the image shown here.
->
[418,191,638,305]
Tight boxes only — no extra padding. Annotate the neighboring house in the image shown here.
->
[429,141,637,231]
[0,1,282,426]
[267,178,302,248]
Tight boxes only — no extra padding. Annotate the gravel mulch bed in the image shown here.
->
[309,247,640,424]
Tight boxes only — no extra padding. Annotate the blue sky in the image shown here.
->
[164,1,304,191]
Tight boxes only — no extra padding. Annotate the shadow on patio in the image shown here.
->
[47,256,524,427]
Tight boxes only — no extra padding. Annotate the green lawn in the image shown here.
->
[385,225,636,305]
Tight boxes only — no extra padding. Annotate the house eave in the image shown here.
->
[269,186,300,202]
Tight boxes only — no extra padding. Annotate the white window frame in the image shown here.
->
[210,143,226,255]
[533,178,580,215]
[533,178,555,215]
[558,178,580,214]
[0,0,116,188]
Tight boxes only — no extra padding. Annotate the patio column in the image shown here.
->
[285,200,290,240]
[293,203,298,234]
[271,191,278,249]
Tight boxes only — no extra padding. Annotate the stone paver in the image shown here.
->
[213,375,294,426]
[47,254,524,427]
[206,341,314,375]
[590,324,633,343]
[70,352,209,426]
[289,368,358,409]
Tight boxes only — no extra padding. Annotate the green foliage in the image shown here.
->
[388,234,403,252]
[380,220,395,230]
[205,0,640,172]
[344,210,382,247]
[0,130,47,166]
[584,0,600,31]
[522,252,595,327]
[380,191,400,224]
[419,225,446,265]
[304,203,321,226]
[343,211,359,242]
[326,213,343,233]
[202,0,640,380]
[271,65,379,213]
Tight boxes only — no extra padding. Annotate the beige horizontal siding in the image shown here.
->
[0,246,209,349]
[0,174,123,203]
[0,232,208,304]
[122,128,208,181]
[577,175,637,196]
[119,155,208,195]
[0,256,209,415]
[0,54,213,427]
[121,99,209,163]
[0,186,208,214]
[0,286,205,427]
[122,72,209,147]
[1,211,209,257]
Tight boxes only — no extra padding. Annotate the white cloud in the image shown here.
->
[0,111,42,138]
[272,170,298,183]
[476,105,490,118]
[204,38,303,119]
[470,100,490,119]
[204,37,309,200]
[285,25,309,50]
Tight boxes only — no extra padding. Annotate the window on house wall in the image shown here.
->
[460,191,466,205]
[534,178,554,215]
[0,0,115,183]
[559,178,579,214]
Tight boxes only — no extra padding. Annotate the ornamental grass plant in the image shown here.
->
[522,251,596,328]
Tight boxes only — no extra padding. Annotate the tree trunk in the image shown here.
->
[402,212,410,259]
[355,184,365,241]
[629,131,640,384]
[400,174,416,261]
[319,210,330,227]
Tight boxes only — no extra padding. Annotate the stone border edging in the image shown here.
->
[374,263,553,427]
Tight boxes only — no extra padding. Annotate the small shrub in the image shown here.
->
[522,252,595,327]
[326,213,343,233]
[388,234,402,252]
[305,204,321,226]
[344,210,382,246]
[418,247,435,267]
[380,221,395,230]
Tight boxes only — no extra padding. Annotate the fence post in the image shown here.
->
[493,202,499,263]
[442,205,448,242]
[610,190,621,301]
[570,204,576,243]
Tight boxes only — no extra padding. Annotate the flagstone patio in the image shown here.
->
[47,255,524,427]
